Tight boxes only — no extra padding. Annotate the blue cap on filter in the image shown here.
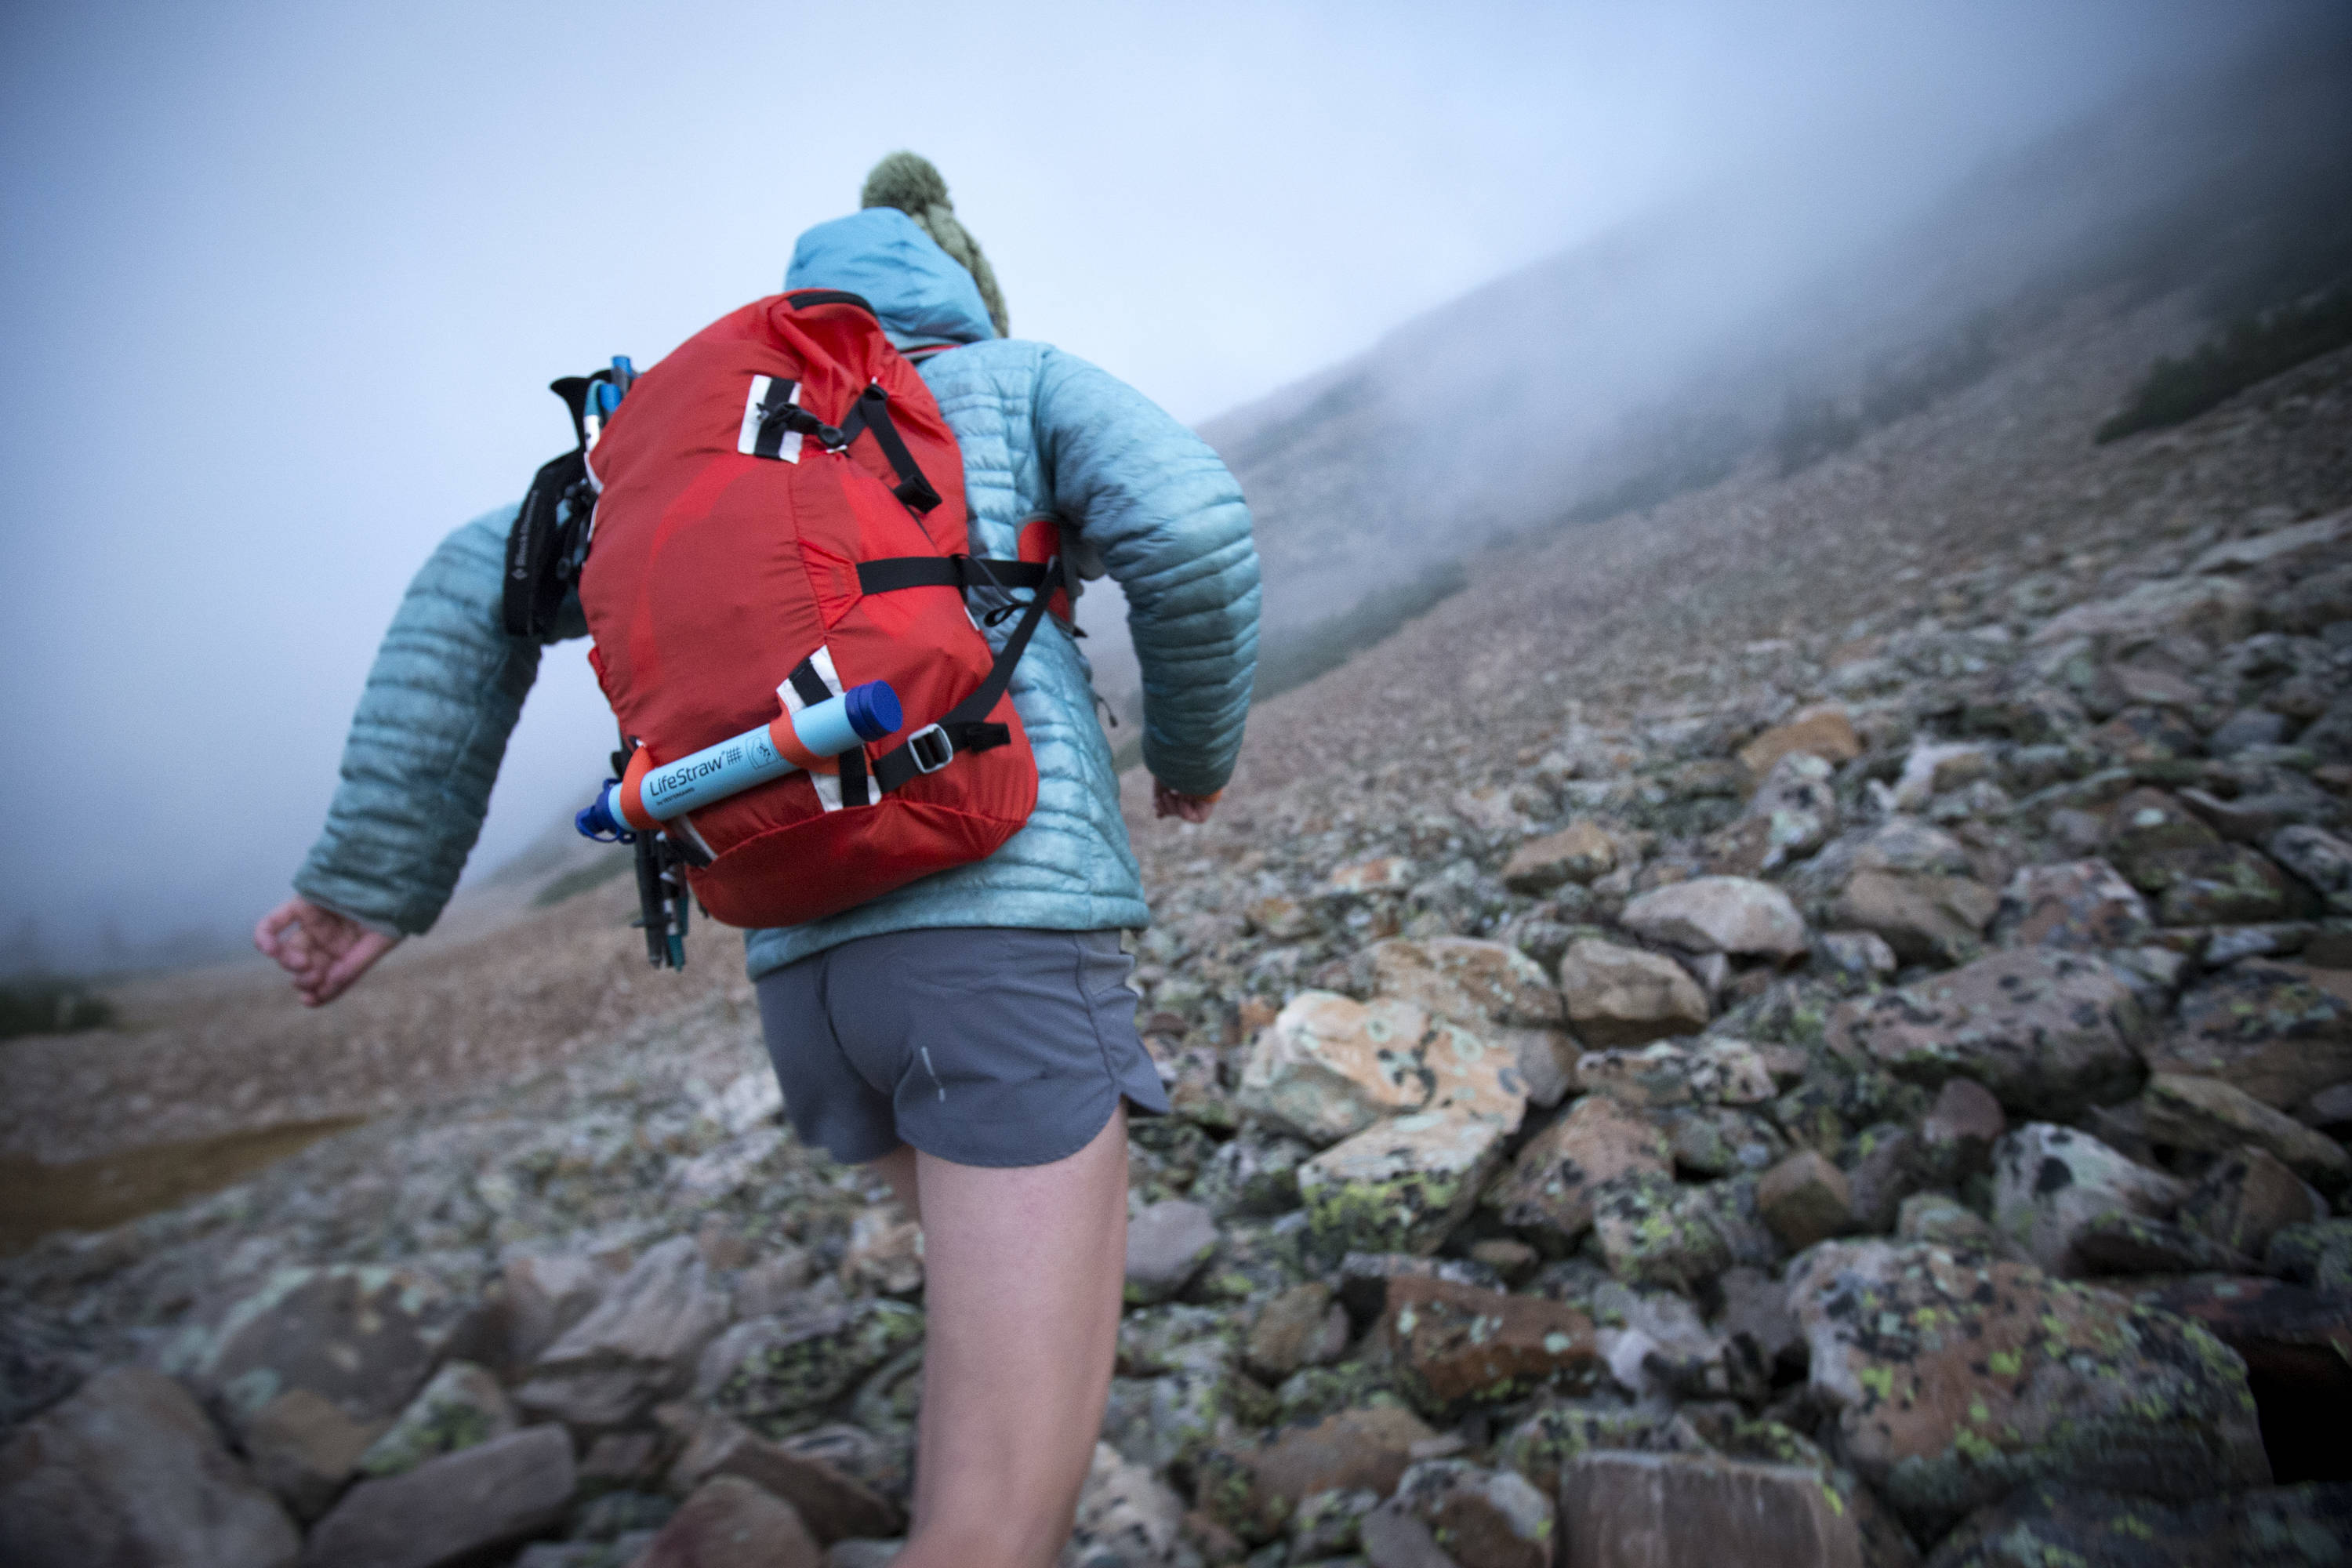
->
[842,680,903,742]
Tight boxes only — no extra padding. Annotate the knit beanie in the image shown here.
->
[860,151,1010,339]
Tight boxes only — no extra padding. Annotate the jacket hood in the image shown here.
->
[785,209,1000,348]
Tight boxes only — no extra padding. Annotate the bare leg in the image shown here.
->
[888,1105,1130,1568]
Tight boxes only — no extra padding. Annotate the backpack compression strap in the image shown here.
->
[751,381,944,517]
[858,554,1066,797]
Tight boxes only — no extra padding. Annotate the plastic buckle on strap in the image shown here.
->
[906,724,954,775]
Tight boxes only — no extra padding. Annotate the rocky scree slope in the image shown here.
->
[5,300,2352,1567]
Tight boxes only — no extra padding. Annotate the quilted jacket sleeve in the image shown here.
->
[292,506,575,935]
[1033,350,1260,797]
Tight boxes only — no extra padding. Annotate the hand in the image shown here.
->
[254,895,401,1007]
[1152,780,1219,823]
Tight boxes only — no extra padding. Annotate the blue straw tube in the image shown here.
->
[576,680,900,840]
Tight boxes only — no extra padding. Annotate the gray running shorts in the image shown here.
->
[753,927,1171,1169]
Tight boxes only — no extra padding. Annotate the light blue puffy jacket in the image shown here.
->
[294,208,1259,979]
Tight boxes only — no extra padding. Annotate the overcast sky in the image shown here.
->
[0,0,2309,972]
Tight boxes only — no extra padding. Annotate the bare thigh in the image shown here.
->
[867,1106,1131,1568]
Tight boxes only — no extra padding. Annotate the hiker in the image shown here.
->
[256,152,1258,1567]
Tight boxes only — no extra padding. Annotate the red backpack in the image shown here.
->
[509,289,1061,938]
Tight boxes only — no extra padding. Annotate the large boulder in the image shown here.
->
[302,1425,575,1568]
[1825,949,2147,1119]
[1991,1123,2187,1278]
[1924,1479,2352,1568]
[1236,991,1525,1145]
[1790,1240,2268,1538]
[0,1366,301,1568]
[2103,788,2299,926]
[2142,960,2352,1112]
[1483,1094,1671,1243]
[158,1264,470,1433]
[1817,818,1999,967]
[1354,936,1566,1028]
[1298,1112,1511,1258]
[1620,877,1809,960]
[1556,938,1711,1047]
[514,1236,731,1431]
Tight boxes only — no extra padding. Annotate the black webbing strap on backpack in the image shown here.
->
[781,658,873,807]
[831,385,943,515]
[866,555,1065,797]
[854,555,1051,595]
[503,376,600,637]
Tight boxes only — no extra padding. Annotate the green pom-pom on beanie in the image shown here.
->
[861,151,1009,339]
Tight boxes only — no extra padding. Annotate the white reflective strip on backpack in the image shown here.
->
[777,648,849,812]
[739,376,804,463]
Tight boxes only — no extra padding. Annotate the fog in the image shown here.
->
[0,1,2316,975]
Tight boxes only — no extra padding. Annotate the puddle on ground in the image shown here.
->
[0,1116,365,1255]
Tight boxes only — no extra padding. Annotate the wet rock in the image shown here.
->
[1992,1123,2187,1278]
[2142,960,2352,1110]
[1245,1283,1350,1380]
[1790,1240,2267,1537]
[1990,859,2154,951]
[1621,877,1809,961]
[692,1295,925,1432]
[1740,704,1863,776]
[1923,1479,2352,1568]
[1191,1126,1315,1220]
[1298,1112,1512,1258]
[1555,938,1711,1047]
[1502,821,1617,893]
[1378,1276,1602,1418]
[159,1263,466,1431]
[303,1425,575,1568]
[637,1474,822,1568]
[1918,1077,2005,1185]
[2267,1219,2352,1294]
[1355,936,1566,1029]
[517,1236,731,1431]
[0,1365,301,1568]
[1825,949,2147,1119]
[1234,993,1439,1145]
[1125,1200,1221,1306]
[2270,824,2352,913]
[356,1359,515,1479]
[1197,1405,1436,1544]
[1556,1451,1883,1568]
[666,1412,904,1544]
[1065,1441,1185,1568]
[2176,1147,2326,1260]
[1389,1459,1555,1568]
[2137,1073,2351,1187]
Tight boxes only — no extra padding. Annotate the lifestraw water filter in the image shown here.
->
[575,680,902,840]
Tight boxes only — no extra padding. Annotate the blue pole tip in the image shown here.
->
[843,680,902,742]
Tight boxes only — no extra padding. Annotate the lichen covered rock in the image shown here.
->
[1789,1240,2268,1537]
[1297,1111,1510,1258]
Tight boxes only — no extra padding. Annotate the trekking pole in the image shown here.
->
[575,680,902,841]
